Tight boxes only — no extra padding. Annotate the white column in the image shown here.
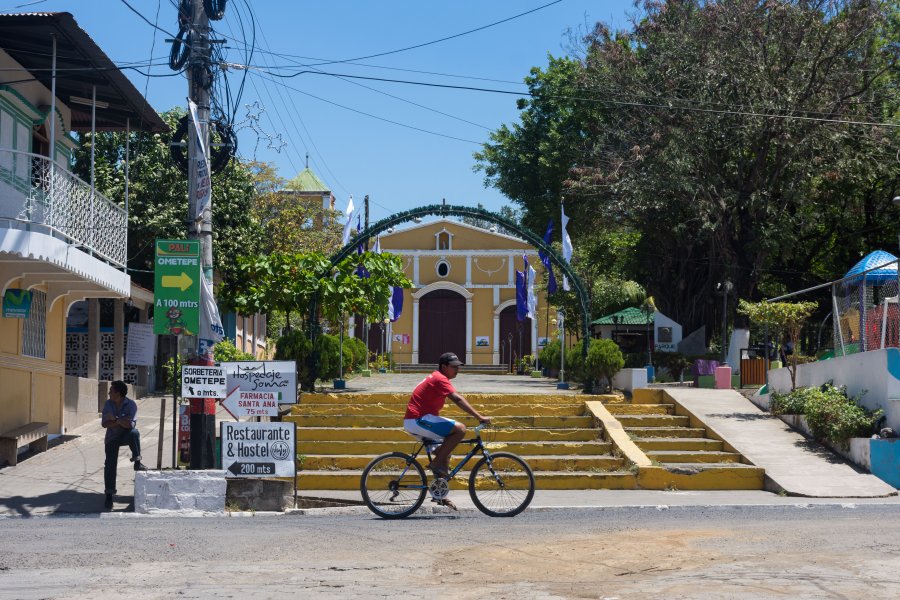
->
[492,313,500,365]
[413,255,420,286]
[113,298,125,381]
[507,254,515,285]
[531,314,538,357]
[465,256,471,286]
[137,306,149,388]
[493,286,500,306]
[411,298,420,363]
[86,299,100,379]
[348,315,356,337]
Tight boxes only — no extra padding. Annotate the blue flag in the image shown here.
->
[538,220,558,294]
[388,286,403,322]
[515,269,527,321]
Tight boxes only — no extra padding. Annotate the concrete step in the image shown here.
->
[296,427,599,443]
[645,450,742,464]
[289,403,588,417]
[297,439,614,456]
[300,454,625,472]
[604,403,672,415]
[625,427,707,439]
[395,363,509,374]
[288,414,594,429]
[296,393,610,406]
[615,414,691,427]
[297,470,638,490]
[633,438,724,452]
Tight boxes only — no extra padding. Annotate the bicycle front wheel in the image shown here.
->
[468,451,535,517]
[360,452,427,519]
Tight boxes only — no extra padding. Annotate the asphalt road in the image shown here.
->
[2,504,899,599]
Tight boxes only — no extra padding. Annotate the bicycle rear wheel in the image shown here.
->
[468,451,535,517]
[360,452,427,519]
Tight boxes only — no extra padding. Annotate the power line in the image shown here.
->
[303,0,564,67]
[119,0,177,38]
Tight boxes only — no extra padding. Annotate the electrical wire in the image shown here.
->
[119,0,177,38]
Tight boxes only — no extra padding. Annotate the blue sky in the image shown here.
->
[2,0,634,222]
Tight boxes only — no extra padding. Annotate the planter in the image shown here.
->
[612,368,648,393]
[333,379,346,390]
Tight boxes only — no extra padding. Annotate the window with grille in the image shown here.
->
[22,289,47,358]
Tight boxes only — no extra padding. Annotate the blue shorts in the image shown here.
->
[403,415,457,441]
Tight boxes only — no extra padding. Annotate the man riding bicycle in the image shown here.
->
[403,352,491,509]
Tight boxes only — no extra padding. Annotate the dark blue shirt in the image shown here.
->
[101,397,138,442]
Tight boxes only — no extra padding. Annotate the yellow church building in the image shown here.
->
[375,219,555,368]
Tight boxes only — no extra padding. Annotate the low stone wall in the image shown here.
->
[226,478,295,511]
[134,470,226,514]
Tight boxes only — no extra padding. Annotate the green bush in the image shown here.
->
[565,340,588,382]
[585,338,625,393]
[771,383,882,449]
[213,339,254,363]
[539,339,561,373]
[656,352,692,381]
[344,336,368,371]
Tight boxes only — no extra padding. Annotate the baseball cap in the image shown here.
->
[438,352,464,367]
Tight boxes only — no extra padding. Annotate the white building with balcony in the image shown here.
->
[0,13,167,442]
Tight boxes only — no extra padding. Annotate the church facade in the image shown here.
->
[375,219,555,367]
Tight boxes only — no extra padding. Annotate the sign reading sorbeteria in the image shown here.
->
[220,422,296,478]
[181,365,227,398]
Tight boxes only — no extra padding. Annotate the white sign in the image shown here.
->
[125,323,156,366]
[181,365,227,398]
[221,389,280,420]
[220,422,296,478]
[221,361,297,405]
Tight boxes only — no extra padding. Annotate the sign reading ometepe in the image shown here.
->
[181,365,227,398]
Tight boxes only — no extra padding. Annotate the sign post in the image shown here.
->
[154,240,201,336]
[181,364,225,469]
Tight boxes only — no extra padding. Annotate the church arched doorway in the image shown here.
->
[499,305,531,372]
[418,289,465,364]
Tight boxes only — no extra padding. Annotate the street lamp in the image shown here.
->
[555,313,568,390]
[642,297,656,381]
[380,317,389,372]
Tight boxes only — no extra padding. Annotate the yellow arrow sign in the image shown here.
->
[161,272,194,291]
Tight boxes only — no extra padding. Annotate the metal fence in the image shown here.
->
[767,258,899,358]
[0,148,126,267]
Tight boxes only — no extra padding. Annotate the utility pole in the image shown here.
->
[188,0,212,283]
[363,194,370,353]
[186,0,215,469]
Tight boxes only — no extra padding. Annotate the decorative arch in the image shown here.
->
[412,280,473,300]
[494,298,517,315]
[308,204,593,389]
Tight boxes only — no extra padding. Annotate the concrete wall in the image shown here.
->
[767,348,900,431]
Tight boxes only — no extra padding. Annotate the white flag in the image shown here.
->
[372,234,381,254]
[341,195,355,246]
[561,204,573,291]
[526,260,537,320]
[198,271,224,358]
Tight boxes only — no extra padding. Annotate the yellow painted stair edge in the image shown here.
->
[584,401,652,468]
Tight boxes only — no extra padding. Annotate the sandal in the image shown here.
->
[427,464,451,480]
[432,497,458,511]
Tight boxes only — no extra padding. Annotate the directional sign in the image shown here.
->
[221,361,297,405]
[181,365,227,398]
[221,422,296,478]
[221,389,280,420]
[154,239,201,335]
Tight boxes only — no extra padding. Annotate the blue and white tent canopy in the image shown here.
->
[843,250,898,285]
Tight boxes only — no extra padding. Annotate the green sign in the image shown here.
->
[2,289,32,318]
[154,239,201,335]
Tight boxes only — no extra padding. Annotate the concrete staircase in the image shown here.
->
[285,389,765,491]
[287,392,637,490]
[395,364,509,374]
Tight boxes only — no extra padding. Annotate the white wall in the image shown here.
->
[768,348,900,431]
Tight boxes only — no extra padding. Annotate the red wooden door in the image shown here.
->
[499,306,531,371]
[418,290,465,364]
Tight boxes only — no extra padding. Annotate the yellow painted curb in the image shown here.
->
[637,465,764,490]
[585,401,652,467]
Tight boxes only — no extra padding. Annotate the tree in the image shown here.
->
[248,161,344,255]
[457,202,521,235]
[71,108,264,289]
[476,1,900,340]
[737,299,818,389]
[585,338,625,393]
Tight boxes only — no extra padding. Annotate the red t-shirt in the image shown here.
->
[404,371,456,419]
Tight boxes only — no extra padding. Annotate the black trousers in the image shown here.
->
[104,428,141,494]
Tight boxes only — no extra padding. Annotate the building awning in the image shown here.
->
[592,306,653,326]
[0,12,167,133]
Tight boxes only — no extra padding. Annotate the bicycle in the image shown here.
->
[360,424,535,518]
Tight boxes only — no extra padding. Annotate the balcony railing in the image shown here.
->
[0,148,126,267]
